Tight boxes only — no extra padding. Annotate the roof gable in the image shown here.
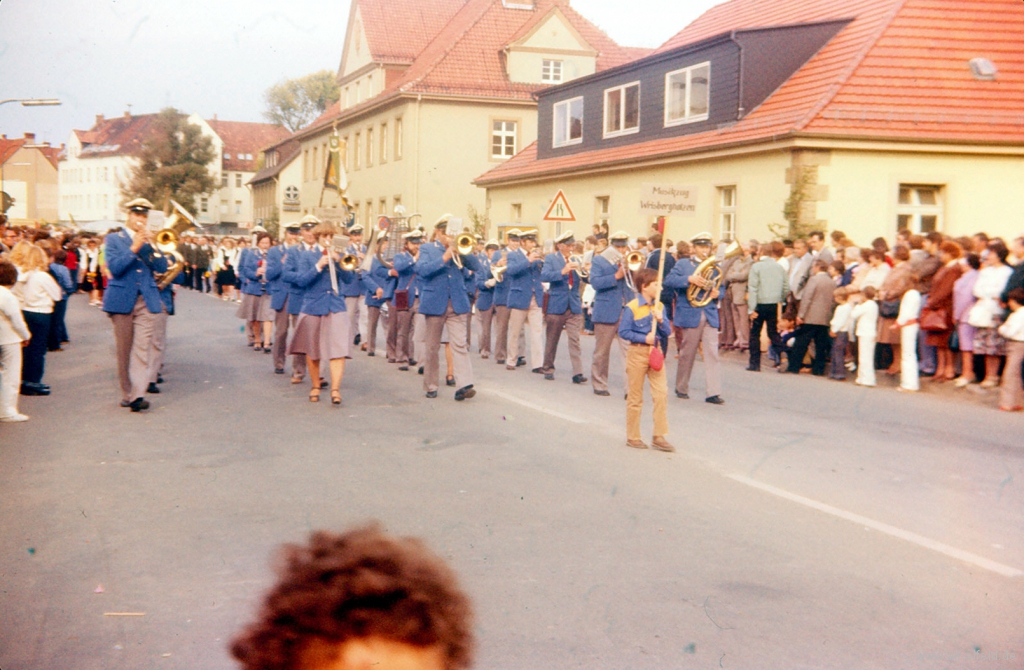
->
[340,0,468,73]
[507,6,596,55]
[206,120,291,172]
[339,5,374,77]
[0,138,26,165]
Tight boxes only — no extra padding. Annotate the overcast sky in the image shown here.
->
[0,0,720,147]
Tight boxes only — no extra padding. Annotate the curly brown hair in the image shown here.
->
[231,525,473,670]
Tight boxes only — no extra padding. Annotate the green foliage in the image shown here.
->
[121,108,216,215]
[781,166,820,240]
[263,70,341,132]
[263,206,280,239]
[467,204,489,237]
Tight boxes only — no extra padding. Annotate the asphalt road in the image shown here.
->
[1,290,1022,669]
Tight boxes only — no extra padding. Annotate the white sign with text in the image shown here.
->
[639,183,698,216]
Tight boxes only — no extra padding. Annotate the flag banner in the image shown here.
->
[324,133,347,192]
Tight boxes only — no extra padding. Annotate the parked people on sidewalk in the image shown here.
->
[9,242,61,397]
[0,260,31,422]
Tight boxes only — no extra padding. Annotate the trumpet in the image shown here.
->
[331,235,360,272]
[451,233,475,269]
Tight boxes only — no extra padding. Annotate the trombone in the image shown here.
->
[450,233,475,269]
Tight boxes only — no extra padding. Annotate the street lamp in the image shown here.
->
[0,98,62,108]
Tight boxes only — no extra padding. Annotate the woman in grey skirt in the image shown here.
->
[287,223,355,406]
[237,233,276,351]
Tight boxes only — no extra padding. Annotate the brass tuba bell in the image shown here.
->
[451,233,475,269]
[686,240,743,308]
[153,200,197,290]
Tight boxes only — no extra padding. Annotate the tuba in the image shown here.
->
[153,200,198,290]
[686,240,743,307]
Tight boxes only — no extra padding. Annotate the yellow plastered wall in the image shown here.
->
[482,150,792,243]
[818,149,1024,243]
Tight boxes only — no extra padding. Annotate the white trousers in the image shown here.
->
[856,335,876,387]
[0,343,23,418]
[900,324,920,391]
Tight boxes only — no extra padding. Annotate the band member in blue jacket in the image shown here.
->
[237,232,275,352]
[505,229,545,373]
[475,240,499,358]
[362,236,393,357]
[388,229,422,369]
[588,231,633,396]
[540,230,587,383]
[281,219,318,383]
[266,223,301,374]
[342,224,367,347]
[618,268,674,452]
[490,232,516,364]
[663,232,724,405]
[286,222,356,406]
[414,216,482,400]
[102,197,168,412]
[147,263,185,395]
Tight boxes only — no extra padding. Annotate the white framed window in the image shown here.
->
[897,185,944,234]
[365,200,372,227]
[553,96,584,148]
[354,133,361,170]
[511,203,522,222]
[665,61,710,127]
[491,120,517,159]
[379,198,387,215]
[201,197,208,213]
[380,123,388,164]
[595,196,610,227]
[235,200,242,215]
[221,172,229,187]
[603,81,640,138]
[394,117,403,160]
[366,127,374,167]
[542,59,563,83]
[235,173,242,188]
[717,185,737,241]
[220,199,228,214]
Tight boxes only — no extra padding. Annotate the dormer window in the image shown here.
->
[604,82,640,138]
[542,59,563,83]
[553,96,583,148]
[665,62,710,127]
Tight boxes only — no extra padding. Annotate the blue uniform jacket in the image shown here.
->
[588,254,630,325]
[491,249,510,307]
[506,248,544,310]
[414,241,482,316]
[49,262,76,299]
[391,251,417,307]
[618,295,671,344]
[363,257,394,308]
[340,243,366,298]
[646,248,677,306]
[102,228,167,315]
[159,270,185,315]
[475,254,495,311]
[264,244,291,312]
[294,246,355,316]
[282,244,312,315]
[664,256,720,329]
[239,248,270,296]
[540,252,582,315]
[236,248,252,292]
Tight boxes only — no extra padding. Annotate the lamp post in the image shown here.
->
[0,98,62,108]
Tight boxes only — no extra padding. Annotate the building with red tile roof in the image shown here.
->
[1,133,61,224]
[289,0,646,228]
[476,0,1024,244]
[59,112,289,226]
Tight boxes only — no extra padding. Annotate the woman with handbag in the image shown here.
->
[969,240,1014,388]
[921,242,963,381]
[952,253,982,387]
[877,245,914,374]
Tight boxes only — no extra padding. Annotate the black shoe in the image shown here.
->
[454,385,476,401]
[544,373,555,381]
[20,383,50,396]
[408,359,417,366]
[676,392,689,399]
[320,379,329,389]
[275,368,285,374]
[594,389,610,396]
[353,333,361,346]
[705,395,725,405]
[247,342,254,347]
[418,366,424,375]
[146,383,161,394]
[572,374,588,384]
[531,367,543,374]
[129,397,150,412]
[516,357,526,367]
[446,376,456,387]
[398,365,409,371]
[156,375,165,384]
[387,358,397,363]
[368,351,375,357]
[264,347,272,354]
[496,358,506,365]
[745,365,760,372]
[426,390,438,399]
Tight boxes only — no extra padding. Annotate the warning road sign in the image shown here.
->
[543,189,576,222]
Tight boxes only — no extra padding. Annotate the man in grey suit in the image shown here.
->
[747,244,789,371]
[786,260,835,376]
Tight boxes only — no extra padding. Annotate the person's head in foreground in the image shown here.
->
[231,525,473,670]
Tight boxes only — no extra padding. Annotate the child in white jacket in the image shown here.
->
[0,261,31,422]
[851,286,879,387]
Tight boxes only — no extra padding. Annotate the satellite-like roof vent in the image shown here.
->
[969,57,997,81]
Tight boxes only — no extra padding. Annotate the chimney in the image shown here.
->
[95,114,105,127]
[24,132,35,141]
[124,110,131,118]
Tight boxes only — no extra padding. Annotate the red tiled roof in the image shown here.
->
[206,120,291,172]
[250,139,302,184]
[74,113,164,158]
[37,146,61,169]
[0,138,26,165]
[477,0,1024,186]
[300,0,641,137]
[354,0,468,65]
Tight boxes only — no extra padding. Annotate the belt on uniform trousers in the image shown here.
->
[630,342,652,348]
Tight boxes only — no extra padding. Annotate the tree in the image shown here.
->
[121,108,216,215]
[263,70,341,132]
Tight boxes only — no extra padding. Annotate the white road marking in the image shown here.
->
[483,388,588,424]
[728,474,1023,578]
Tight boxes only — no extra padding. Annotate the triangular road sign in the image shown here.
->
[543,189,576,222]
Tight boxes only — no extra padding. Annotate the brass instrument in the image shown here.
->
[375,208,422,269]
[491,248,508,282]
[625,251,645,272]
[330,235,360,271]
[153,200,198,290]
[569,254,589,279]
[686,240,743,307]
[451,233,475,269]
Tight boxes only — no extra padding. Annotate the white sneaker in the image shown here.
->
[953,376,972,388]
[0,413,29,423]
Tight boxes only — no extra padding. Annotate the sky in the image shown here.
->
[0,0,722,147]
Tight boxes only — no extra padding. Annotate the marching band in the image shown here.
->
[111,197,737,447]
